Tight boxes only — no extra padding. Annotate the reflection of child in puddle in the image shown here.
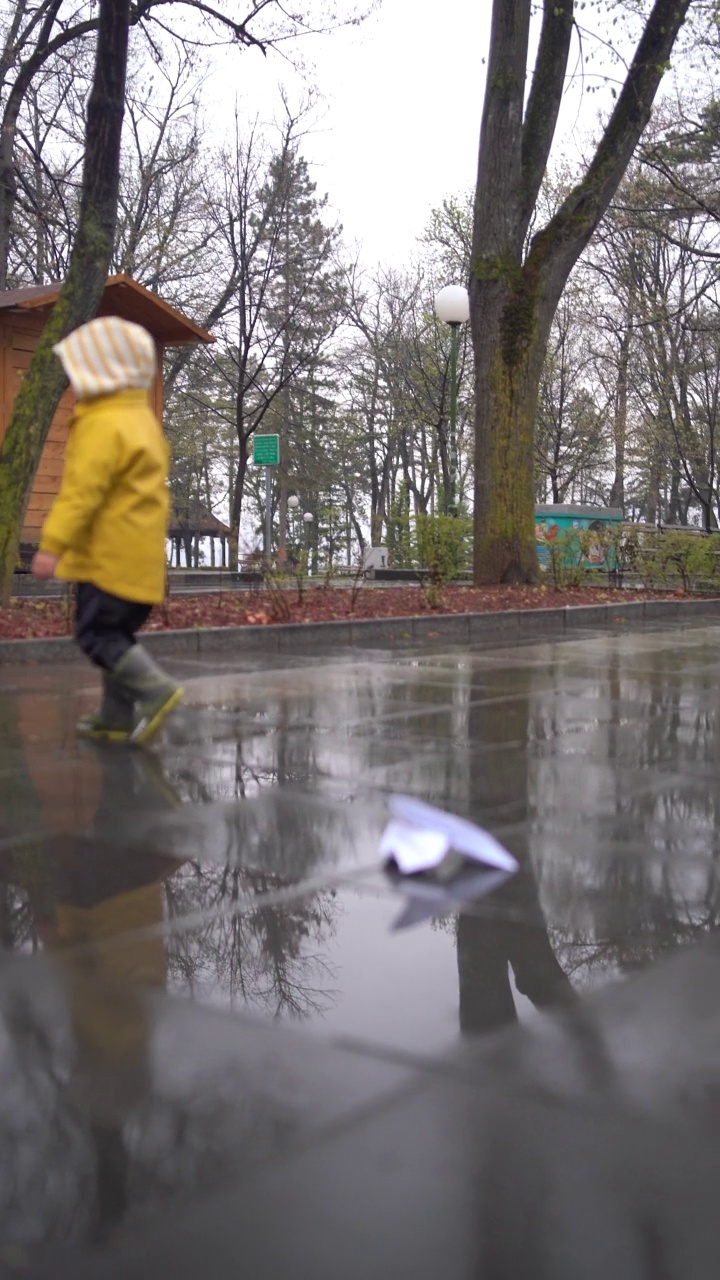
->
[41,832,174,1109]
[5,749,182,1247]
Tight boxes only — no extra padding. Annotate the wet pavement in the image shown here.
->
[2,620,720,1276]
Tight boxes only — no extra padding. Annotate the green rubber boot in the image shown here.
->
[112,645,184,745]
[77,672,134,743]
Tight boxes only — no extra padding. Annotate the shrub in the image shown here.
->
[546,529,586,589]
[257,557,291,621]
[632,529,720,592]
[414,514,472,606]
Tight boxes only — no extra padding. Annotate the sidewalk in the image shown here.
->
[2,615,720,1277]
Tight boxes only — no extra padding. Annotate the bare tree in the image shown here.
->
[175,109,345,564]
[534,279,611,504]
[0,0,369,598]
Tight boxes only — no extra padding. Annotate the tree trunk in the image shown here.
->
[472,283,555,582]
[228,436,250,571]
[646,433,663,523]
[0,0,131,602]
[278,478,288,562]
[667,463,684,525]
[471,0,692,584]
[609,297,633,511]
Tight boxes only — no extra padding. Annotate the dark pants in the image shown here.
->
[75,583,152,671]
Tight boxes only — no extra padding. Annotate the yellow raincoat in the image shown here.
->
[39,317,169,604]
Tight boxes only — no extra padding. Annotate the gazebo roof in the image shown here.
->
[169,503,232,538]
[0,273,214,346]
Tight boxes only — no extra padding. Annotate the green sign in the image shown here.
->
[253,434,280,466]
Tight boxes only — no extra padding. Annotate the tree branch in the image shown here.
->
[534,0,693,287]
[520,0,575,232]
[472,0,531,259]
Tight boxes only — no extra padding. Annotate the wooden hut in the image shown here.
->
[0,274,214,555]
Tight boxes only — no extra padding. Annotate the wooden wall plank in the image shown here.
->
[35,457,65,477]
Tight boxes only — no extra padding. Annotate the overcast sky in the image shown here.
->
[302,0,492,265]
[205,1,707,273]
[209,0,492,270]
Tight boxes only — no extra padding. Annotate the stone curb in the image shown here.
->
[2,596,720,665]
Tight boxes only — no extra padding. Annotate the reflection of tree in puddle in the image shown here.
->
[457,890,575,1035]
[548,853,720,988]
[450,672,575,1034]
[0,688,76,950]
[140,704,352,1020]
[162,686,327,804]
[454,650,720,1029]
[0,742,182,1251]
[2,745,345,1028]
[2,676,350,1029]
[110,692,356,1022]
[0,699,343,1253]
[530,648,720,986]
[165,866,339,1019]
[166,740,299,806]
[161,670,480,808]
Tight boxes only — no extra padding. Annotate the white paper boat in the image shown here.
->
[381,794,519,876]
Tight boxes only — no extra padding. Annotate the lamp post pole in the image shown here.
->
[434,284,470,517]
[265,467,272,558]
[287,494,299,562]
[448,321,460,517]
[303,511,313,572]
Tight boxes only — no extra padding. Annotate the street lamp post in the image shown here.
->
[434,284,470,516]
[303,511,313,571]
[287,494,299,560]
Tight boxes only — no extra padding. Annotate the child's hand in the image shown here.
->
[31,551,60,578]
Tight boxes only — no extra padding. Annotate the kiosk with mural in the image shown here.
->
[535,504,624,570]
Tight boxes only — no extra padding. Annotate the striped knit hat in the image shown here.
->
[53,316,157,400]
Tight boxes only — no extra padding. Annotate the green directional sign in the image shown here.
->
[253,434,280,466]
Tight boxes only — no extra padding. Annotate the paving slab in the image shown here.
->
[1,618,720,1275]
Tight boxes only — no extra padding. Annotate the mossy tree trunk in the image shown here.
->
[471,0,693,584]
[0,0,131,603]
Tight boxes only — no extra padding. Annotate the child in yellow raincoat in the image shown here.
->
[32,316,183,744]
